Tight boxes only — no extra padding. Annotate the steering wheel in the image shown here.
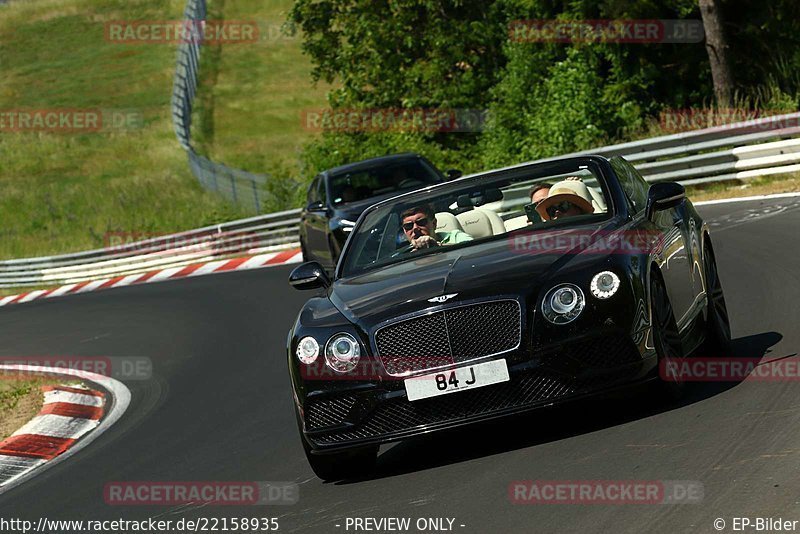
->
[391,243,415,257]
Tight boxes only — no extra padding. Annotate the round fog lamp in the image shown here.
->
[296,337,320,364]
[542,284,585,324]
[590,271,621,299]
[325,333,361,373]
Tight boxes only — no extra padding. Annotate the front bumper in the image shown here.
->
[301,333,657,452]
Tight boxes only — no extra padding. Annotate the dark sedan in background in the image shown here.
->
[287,154,730,481]
[299,153,461,269]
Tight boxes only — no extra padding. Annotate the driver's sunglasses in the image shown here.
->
[402,217,429,231]
[546,201,575,218]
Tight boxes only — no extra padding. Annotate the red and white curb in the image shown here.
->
[0,248,302,308]
[0,365,130,495]
[0,385,104,486]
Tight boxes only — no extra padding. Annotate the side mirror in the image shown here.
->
[288,261,331,290]
[306,200,324,211]
[445,169,463,180]
[645,182,685,221]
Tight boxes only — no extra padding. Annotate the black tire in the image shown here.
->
[701,241,731,357]
[650,273,686,401]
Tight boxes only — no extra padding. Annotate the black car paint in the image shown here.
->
[288,155,714,454]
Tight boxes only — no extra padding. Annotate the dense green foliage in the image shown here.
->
[288,0,800,177]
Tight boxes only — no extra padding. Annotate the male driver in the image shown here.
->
[401,205,472,250]
[535,179,595,221]
[529,183,552,205]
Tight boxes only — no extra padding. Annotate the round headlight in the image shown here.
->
[296,336,319,364]
[542,284,585,324]
[324,333,361,373]
[590,271,621,299]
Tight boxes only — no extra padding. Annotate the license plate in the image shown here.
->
[404,359,510,402]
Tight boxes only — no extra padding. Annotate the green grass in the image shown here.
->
[686,172,800,202]
[191,0,331,173]
[0,0,254,259]
[0,374,66,440]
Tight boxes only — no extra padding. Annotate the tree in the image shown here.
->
[698,0,734,106]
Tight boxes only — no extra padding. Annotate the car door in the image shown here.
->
[301,176,329,262]
[610,157,695,327]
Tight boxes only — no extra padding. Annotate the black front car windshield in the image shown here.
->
[340,159,614,277]
[330,160,442,205]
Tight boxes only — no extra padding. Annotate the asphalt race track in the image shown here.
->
[1,195,799,533]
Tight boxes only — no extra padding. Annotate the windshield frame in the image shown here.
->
[327,157,444,207]
[335,156,621,280]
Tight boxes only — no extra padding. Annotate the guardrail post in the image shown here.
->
[169,0,274,214]
[251,181,260,212]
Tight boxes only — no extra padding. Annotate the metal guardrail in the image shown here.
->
[0,209,301,288]
[2,0,798,289]
[3,111,799,289]
[171,0,269,213]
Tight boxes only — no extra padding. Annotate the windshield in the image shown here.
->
[340,159,613,277]
[330,159,443,205]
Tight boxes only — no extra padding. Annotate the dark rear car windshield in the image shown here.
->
[330,159,443,205]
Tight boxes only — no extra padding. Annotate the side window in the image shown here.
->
[306,176,320,204]
[317,177,328,205]
[610,156,649,214]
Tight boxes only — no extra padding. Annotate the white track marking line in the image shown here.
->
[0,364,131,495]
[694,192,800,206]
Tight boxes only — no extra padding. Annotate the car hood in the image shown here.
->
[329,220,624,329]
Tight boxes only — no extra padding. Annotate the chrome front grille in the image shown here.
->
[374,299,521,376]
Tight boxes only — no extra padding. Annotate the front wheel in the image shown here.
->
[651,273,686,401]
[701,241,731,357]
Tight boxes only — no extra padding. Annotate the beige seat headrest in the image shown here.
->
[435,212,464,233]
[456,209,499,238]
[475,208,506,234]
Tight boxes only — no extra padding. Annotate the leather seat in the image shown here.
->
[504,214,529,231]
[587,186,607,212]
[435,212,464,233]
[456,208,506,238]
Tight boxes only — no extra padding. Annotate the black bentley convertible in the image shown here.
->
[287,155,730,481]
